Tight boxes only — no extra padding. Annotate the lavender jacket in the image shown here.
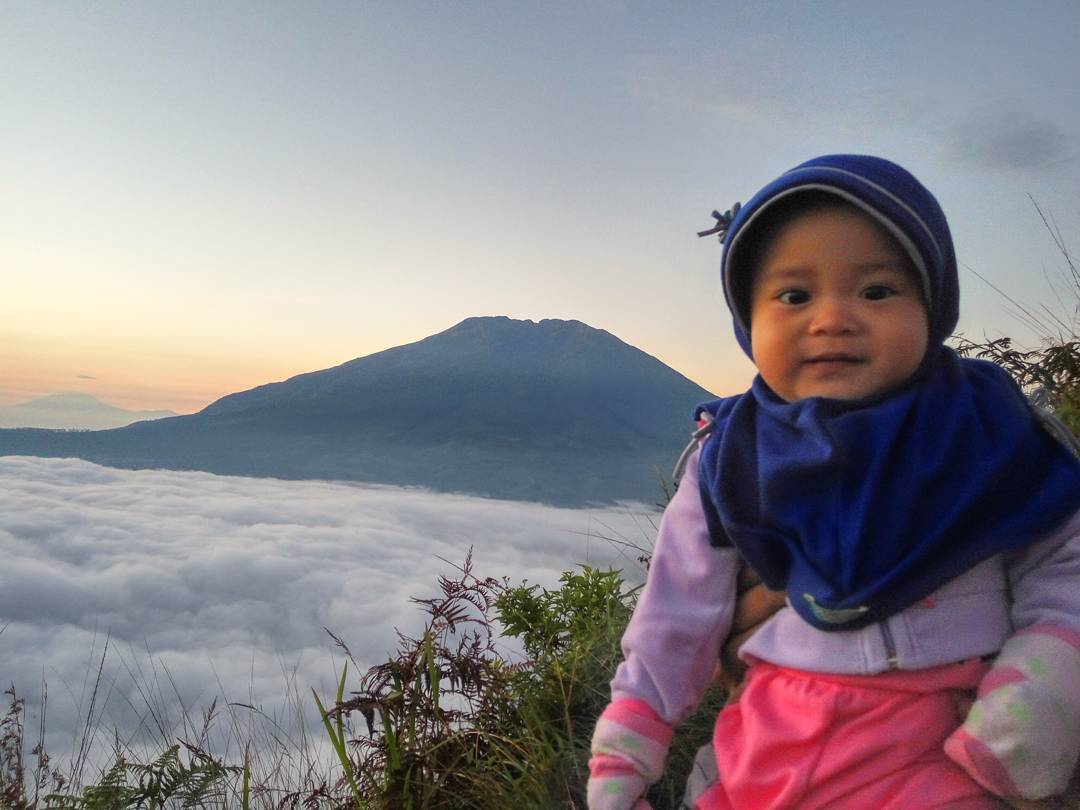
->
[610,447,1080,727]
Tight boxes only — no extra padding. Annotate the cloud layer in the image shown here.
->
[0,456,654,781]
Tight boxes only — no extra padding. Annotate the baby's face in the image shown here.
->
[749,205,929,402]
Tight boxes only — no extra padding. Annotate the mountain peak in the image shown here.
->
[446,315,594,333]
[2,317,714,505]
[24,393,110,410]
[0,393,177,430]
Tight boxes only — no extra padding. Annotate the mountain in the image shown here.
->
[0,393,176,430]
[0,317,716,506]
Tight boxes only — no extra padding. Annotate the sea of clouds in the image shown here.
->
[0,456,656,782]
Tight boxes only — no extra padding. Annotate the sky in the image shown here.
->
[0,455,651,778]
[3,2,1079,414]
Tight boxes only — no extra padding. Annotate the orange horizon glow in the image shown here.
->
[0,322,751,415]
[0,333,351,414]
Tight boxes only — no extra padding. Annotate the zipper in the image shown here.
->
[880,619,900,669]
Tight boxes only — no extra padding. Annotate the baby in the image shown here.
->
[587,155,1080,808]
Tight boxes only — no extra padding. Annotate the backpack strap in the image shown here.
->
[672,411,717,488]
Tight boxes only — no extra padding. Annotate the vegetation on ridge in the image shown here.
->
[2,542,726,808]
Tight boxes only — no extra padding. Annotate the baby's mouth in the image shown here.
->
[804,353,866,366]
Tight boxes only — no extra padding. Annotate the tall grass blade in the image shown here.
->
[312,663,364,809]
[241,746,250,810]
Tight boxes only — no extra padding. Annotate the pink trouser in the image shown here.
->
[696,660,1004,810]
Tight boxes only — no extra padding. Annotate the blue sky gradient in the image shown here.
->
[3,2,1078,411]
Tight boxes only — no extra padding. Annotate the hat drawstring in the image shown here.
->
[697,202,742,242]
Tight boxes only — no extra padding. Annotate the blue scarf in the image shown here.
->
[697,347,1080,631]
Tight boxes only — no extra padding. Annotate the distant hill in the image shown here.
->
[0,393,176,430]
[0,317,716,506]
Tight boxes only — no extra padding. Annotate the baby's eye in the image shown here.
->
[862,285,897,301]
[777,289,809,305]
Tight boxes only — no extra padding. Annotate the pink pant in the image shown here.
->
[696,660,1004,810]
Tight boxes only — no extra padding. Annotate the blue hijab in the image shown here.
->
[697,155,1080,631]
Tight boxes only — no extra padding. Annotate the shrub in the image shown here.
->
[314,551,723,809]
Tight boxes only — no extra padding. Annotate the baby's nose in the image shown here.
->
[808,297,859,333]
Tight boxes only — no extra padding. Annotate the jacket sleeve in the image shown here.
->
[946,508,1080,800]
[587,446,739,809]
[611,446,740,722]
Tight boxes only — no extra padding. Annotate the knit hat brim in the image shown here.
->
[720,155,958,358]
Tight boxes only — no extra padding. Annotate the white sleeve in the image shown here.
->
[1005,507,1080,634]
[610,447,739,725]
[945,507,1080,800]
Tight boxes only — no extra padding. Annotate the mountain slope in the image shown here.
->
[0,317,716,505]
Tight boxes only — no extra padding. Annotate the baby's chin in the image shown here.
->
[784,374,917,403]
[773,359,927,403]
[771,375,894,403]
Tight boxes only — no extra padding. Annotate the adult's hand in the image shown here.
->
[716,563,786,701]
